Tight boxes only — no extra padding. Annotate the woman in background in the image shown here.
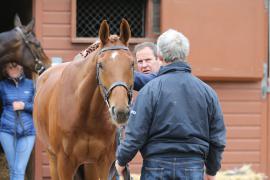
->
[0,62,35,180]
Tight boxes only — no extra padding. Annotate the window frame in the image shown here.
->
[71,0,159,44]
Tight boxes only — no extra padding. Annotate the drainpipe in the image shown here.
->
[262,0,270,98]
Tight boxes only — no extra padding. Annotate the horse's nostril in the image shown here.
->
[110,106,131,124]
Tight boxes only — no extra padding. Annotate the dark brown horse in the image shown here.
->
[33,19,134,179]
[0,14,51,76]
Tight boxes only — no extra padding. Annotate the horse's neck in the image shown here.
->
[76,53,107,123]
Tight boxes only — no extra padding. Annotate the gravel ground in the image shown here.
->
[0,152,9,180]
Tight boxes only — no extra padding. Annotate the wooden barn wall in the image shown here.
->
[33,0,269,179]
[35,0,87,63]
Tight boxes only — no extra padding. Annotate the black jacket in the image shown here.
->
[117,61,226,176]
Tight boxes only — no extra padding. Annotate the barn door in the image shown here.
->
[161,0,266,80]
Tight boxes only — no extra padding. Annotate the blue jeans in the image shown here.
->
[0,132,35,180]
[140,157,204,180]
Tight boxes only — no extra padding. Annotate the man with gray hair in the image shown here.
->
[116,29,226,180]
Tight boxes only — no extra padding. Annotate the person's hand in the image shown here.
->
[205,174,216,180]
[115,160,125,178]
[13,101,25,111]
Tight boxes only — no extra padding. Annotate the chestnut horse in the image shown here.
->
[33,19,134,179]
[0,14,50,75]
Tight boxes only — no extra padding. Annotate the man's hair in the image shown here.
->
[133,42,158,58]
[157,29,190,63]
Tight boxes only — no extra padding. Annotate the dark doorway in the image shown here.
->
[0,1,34,180]
[0,0,32,32]
[0,0,34,80]
[0,0,33,80]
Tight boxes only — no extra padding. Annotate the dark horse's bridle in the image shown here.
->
[96,46,134,108]
[15,27,46,75]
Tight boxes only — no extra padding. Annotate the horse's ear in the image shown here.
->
[119,18,131,45]
[25,18,35,32]
[14,14,22,27]
[99,20,110,45]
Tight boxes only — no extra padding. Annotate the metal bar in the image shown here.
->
[152,0,160,34]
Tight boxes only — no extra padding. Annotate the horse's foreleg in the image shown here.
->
[47,150,59,180]
[98,154,115,180]
[57,152,76,180]
[98,161,112,180]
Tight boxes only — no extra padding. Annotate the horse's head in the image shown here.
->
[0,14,50,75]
[96,19,134,125]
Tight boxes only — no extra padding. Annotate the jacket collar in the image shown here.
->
[158,60,191,76]
[7,74,25,84]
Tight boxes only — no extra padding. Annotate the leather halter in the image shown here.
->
[96,45,134,108]
[15,27,46,75]
[98,45,129,55]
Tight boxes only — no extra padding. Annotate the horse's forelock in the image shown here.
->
[109,35,119,43]
[99,35,127,47]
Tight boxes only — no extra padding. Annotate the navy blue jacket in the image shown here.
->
[117,61,226,176]
[0,76,35,137]
[134,72,157,91]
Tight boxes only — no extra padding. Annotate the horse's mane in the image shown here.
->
[79,41,100,59]
[78,35,120,59]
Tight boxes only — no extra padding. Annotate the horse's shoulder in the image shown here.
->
[35,63,68,90]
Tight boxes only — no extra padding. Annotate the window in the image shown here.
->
[71,0,160,43]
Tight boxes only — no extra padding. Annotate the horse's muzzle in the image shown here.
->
[110,106,130,125]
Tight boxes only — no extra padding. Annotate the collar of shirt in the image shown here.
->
[158,60,191,76]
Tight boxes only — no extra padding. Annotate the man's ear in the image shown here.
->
[157,54,164,62]
[157,57,163,66]
[157,54,166,65]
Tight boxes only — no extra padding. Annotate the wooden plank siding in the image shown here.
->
[33,0,268,179]
[213,82,268,174]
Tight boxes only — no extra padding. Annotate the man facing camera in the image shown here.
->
[134,42,161,74]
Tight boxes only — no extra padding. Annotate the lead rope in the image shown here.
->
[13,79,26,150]
[119,126,132,180]
[14,110,28,152]
[13,111,19,149]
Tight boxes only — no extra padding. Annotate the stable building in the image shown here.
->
[0,0,269,179]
